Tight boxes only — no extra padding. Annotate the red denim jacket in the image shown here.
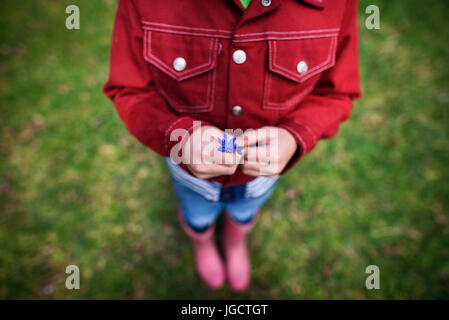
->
[104,0,361,187]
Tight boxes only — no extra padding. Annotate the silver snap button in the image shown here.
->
[232,50,246,64]
[261,0,271,7]
[231,105,243,116]
[297,61,308,75]
[173,57,186,71]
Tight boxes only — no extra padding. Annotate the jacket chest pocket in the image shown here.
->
[143,29,220,113]
[263,35,338,110]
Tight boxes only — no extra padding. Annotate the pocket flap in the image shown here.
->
[268,35,338,83]
[143,29,219,82]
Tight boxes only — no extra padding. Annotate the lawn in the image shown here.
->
[0,0,448,299]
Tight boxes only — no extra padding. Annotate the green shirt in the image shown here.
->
[240,0,251,9]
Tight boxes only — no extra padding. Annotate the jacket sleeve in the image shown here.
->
[278,0,361,173]
[103,0,203,156]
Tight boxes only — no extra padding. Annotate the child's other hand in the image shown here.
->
[238,127,297,177]
[183,126,242,179]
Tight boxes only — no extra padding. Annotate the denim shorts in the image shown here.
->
[171,178,277,230]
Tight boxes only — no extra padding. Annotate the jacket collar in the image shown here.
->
[232,0,325,29]
[231,0,325,11]
[298,0,325,9]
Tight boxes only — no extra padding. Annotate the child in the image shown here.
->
[104,0,360,291]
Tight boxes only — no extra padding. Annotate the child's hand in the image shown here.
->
[183,126,242,179]
[238,127,297,177]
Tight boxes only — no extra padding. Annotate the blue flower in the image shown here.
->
[217,133,237,153]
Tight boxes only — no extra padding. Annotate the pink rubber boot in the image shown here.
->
[178,209,226,289]
[222,212,259,291]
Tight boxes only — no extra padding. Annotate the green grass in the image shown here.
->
[0,0,448,299]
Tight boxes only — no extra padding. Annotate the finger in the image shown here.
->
[222,149,242,166]
[204,145,241,166]
[200,133,232,165]
[208,131,243,166]
[241,162,269,172]
[241,166,276,177]
[242,155,281,175]
[240,129,259,147]
[241,133,267,163]
[244,144,275,164]
[190,163,238,178]
[244,147,270,163]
